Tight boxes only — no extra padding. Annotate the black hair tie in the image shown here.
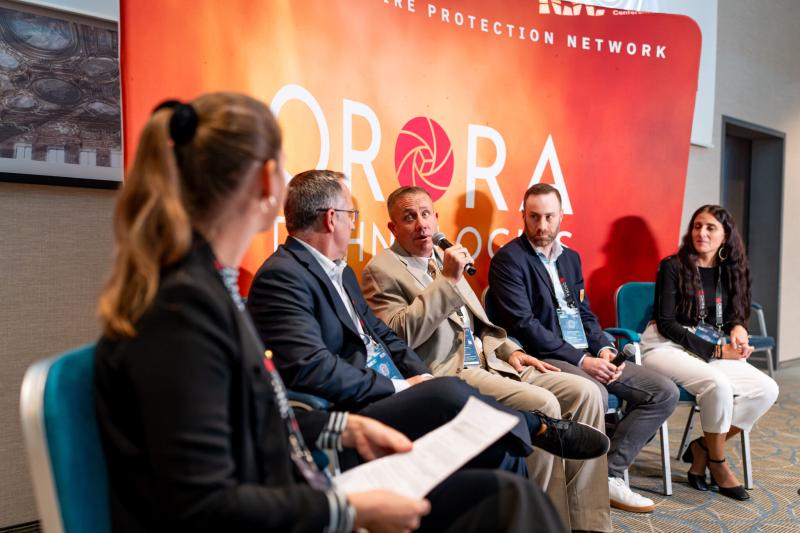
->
[152,99,198,146]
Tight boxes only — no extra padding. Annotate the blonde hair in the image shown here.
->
[98,93,281,337]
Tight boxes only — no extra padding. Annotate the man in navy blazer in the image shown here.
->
[489,183,679,514]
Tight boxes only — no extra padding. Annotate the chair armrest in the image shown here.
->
[604,328,642,364]
[287,391,332,411]
[604,328,641,343]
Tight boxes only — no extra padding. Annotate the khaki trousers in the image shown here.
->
[461,366,611,532]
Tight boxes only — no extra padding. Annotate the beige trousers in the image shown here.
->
[461,366,611,532]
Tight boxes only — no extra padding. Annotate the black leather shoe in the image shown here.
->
[719,485,750,500]
[682,436,706,464]
[682,437,719,491]
[687,471,711,491]
[709,472,749,501]
[531,410,610,460]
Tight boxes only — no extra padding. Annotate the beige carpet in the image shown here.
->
[612,361,800,532]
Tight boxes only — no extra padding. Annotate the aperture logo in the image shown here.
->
[394,116,454,201]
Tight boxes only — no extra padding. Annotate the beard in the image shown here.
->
[526,223,559,248]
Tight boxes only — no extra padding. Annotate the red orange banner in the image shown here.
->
[121,0,700,326]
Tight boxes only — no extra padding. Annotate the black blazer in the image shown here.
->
[95,239,331,533]
[247,237,430,411]
[488,236,612,366]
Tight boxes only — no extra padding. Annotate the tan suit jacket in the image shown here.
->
[364,244,612,533]
[362,242,522,379]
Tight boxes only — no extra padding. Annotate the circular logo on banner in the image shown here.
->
[394,117,454,201]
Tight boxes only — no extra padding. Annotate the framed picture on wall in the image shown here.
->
[0,0,121,188]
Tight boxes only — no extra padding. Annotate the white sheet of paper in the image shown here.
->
[333,396,519,499]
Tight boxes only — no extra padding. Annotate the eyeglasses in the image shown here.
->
[317,208,359,224]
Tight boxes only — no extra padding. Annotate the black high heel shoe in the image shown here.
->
[682,437,718,492]
[708,458,750,501]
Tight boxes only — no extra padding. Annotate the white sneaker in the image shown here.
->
[608,477,655,513]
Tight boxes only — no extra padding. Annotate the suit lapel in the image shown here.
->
[519,236,557,301]
[391,242,462,327]
[455,276,490,325]
[390,241,429,290]
[283,237,361,338]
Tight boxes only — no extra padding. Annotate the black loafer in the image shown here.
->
[531,410,610,460]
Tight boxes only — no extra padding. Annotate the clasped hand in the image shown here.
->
[580,348,624,384]
[722,325,753,359]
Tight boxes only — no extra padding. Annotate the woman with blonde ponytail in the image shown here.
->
[95,93,558,533]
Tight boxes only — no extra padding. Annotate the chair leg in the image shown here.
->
[741,430,753,490]
[765,347,775,378]
[623,468,629,487]
[676,404,697,461]
[659,421,673,495]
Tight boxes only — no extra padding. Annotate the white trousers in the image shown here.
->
[640,323,779,433]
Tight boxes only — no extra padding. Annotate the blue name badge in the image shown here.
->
[695,323,723,345]
[463,326,481,368]
[366,340,404,380]
[557,308,589,349]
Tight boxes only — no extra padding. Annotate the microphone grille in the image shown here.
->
[431,232,446,245]
[623,343,638,357]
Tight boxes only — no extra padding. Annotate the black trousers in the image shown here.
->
[356,376,538,475]
[422,470,565,533]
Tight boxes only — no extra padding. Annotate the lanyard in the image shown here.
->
[696,266,723,330]
[545,259,578,311]
[263,351,331,491]
[215,261,330,490]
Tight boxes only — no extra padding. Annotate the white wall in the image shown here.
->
[0,2,119,527]
[683,0,800,363]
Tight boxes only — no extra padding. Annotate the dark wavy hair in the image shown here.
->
[676,205,751,325]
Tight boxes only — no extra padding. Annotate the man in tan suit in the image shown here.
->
[362,186,611,533]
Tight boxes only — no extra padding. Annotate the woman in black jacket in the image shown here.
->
[94,92,560,532]
[640,205,778,501]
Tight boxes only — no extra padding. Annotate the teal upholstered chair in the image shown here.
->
[20,344,111,533]
[746,303,776,377]
[608,282,754,490]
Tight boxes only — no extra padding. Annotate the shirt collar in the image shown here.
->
[530,238,564,262]
[294,237,347,282]
[392,241,440,270]
[405,252,434,271]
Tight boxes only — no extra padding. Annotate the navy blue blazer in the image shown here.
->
[488,236,612,366]
[247,237,430,411]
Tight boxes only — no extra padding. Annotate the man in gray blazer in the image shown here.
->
[362,186,611,533]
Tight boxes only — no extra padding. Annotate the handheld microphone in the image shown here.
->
[611,343,639,366]
[432,232,477,276]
